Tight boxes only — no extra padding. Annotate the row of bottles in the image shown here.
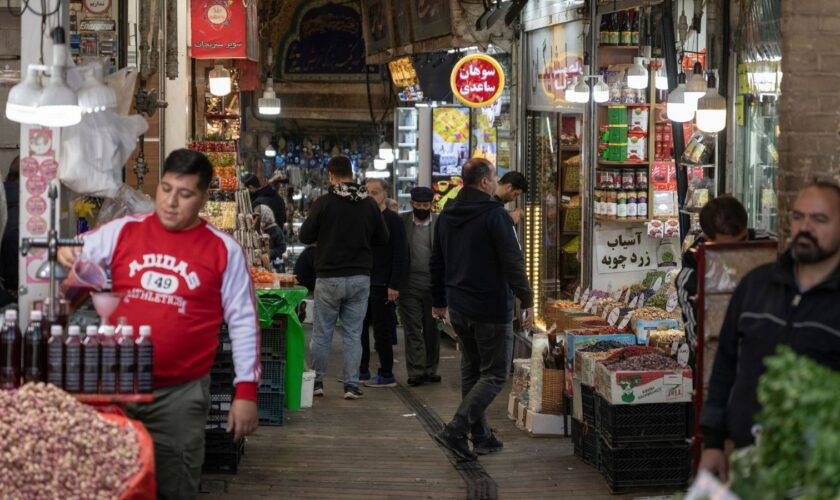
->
[599,9,640,47]
[0,310,153,394]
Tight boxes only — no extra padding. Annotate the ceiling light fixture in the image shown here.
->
[258,78,281,116]
[667,72,695,123]
[37,27,81,128]
[626,57,649,89]
[592,76,610,103]
[5,65,45,124]
[209,64,232,96]
[655,58,669,90]
[696,72,727,133]
[685,61,707,102]
[373,156,388,170]
[77,62,117,114]
[378,141,394,163]
[265,145,276,157]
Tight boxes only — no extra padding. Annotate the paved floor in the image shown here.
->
[200,326,679,499]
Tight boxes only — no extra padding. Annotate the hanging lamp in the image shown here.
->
[667,72,694,122]
[209,64,232,96]
[258,78,281,116]
[696,73,727,133]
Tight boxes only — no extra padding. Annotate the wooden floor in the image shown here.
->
[200,326,678,499]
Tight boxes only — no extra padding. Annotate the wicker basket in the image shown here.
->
[541,368,565,415]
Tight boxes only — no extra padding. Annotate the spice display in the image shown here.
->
[579,340,630,353]
[633,307,673,321]
[603,345,663,363]
[0,383,141,497]
[641,270,667,288]
[645,291,668,309]
[648,330,685,352]
[604,352,681,371]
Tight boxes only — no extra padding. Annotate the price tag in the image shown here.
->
[652,277,663,291]
[608,307,621,326]
[671,336,680,356]
[624,287,633,303]
[629,295,639,308]
[618,311,633,330]
[613,288,624,301]
[666,292,679,312]
[665,269,677,285]
[601,305,609,320]
[584,296,597,313]
[637,294,646,308]
[580,288,591,306]
[677,343,690,367]
[573,286,582,303]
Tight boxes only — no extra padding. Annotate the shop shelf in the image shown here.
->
[597,103,652,108]
[257,390,285,426]
[260,360,285,390]
[596,396,690,446]
[398,125,416,130]
[598,45,640,50]
[594,216,649,223]
[597,160,649,166]
[397,176,417,181]
[598,438,690,494]
[571,418,599,468]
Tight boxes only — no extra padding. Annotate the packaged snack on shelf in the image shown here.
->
[627,135,646,161]
[629,107,649,133]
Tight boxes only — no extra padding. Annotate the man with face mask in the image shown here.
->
[699,181,840,482]
[398,187,440,386]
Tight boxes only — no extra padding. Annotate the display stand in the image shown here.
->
[692,240,778,468]
[256,287,307,410]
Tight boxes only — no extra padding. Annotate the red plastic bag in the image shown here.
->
[99,413,157,500]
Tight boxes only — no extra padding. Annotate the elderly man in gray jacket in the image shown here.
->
[399,187,441,386]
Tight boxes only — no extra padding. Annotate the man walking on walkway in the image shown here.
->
[399,187,440,386]
[430,158,534,461]
[359,178,407,387]
[299,156,389,400]
[699,181,840,480]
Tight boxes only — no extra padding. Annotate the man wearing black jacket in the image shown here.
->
[299,156,389,400]
[430,158,533,461]
[359,178,407,387]
[242,172,287,227]
[700,182,840,480]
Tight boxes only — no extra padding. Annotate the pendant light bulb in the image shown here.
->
[265,144,277,157]
[378,141,394,163]
[667,72,695,123]
[258,78,281,116]
[685,62,707,102]
[696,73,727,133]
[373,156,388,171]
[592,76,610,103]
[37,28,81,127]
[566,76,584,103]
[655,59,668,90]
[5,65,45,124]
[209,64,232,96]
[626,57,649,89]
[78,63,117,114]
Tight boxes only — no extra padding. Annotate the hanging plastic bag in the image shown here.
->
[59,110,149,198]
[104,66,139,116]
[95,183,154,226]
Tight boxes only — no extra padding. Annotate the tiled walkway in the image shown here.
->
[200,326,677,499]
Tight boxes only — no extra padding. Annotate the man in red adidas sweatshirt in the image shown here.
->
[58,149,260,499]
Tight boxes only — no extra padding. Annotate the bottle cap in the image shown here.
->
[50,324,63,335]
[86,325,98,336]
[68,325,81,336]
[5,309,17,321]
[122,325,134,336]
[139,325,151,336]
[102,325,116,336]
[31,310,43,321]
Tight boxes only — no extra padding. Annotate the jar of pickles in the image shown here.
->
[616,190,628,219]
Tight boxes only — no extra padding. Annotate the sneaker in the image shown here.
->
[313,381,324,397]
[407,376,426,386]
[364,375,397,388]
[434,426,477,461]
[473,433,503,455]
[343,384,364,400]
[359,371,371,381]
[425,374,442,383]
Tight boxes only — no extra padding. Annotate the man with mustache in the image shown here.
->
[699,181,840,481]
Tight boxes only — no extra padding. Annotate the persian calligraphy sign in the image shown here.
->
[450,54,505,108]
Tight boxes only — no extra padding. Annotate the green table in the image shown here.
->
[256,287,308,410]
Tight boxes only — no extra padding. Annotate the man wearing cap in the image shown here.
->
[399,187,441,386]
[241,172,287,228]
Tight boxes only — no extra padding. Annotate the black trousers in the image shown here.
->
[360,285,396,377]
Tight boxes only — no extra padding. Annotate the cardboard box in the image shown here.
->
[595,364,693,405]
[633,319,681,344]
[508,393,518,421]
[566,332,637,370]
[575,349,622,387]
[525,408,569,436]
[516,402,528,430]
[572,379,583,421]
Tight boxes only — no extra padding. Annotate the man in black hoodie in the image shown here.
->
[299,156,389,400]
[430,157,533,461]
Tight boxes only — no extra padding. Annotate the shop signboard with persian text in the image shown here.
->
[596,228,657,275]
[190,0,258,61]
[450,54,505,108]
[526,22,584,112]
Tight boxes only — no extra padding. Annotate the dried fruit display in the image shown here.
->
[603,345,663,363]
[0,383,141,498]
[648,329,685,352]
[579,340,631,352]
[604,352,681,371]
[633,307,673,321]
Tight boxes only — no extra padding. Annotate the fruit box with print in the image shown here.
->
[564,332,637,395]
[595,364,693,405]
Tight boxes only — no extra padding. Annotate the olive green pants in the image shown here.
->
[126,375,211,500]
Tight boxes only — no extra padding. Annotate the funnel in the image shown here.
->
[92,292,123,326]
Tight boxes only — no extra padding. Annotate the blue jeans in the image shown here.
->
[310,276,371,387]
[449,309,513,441]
